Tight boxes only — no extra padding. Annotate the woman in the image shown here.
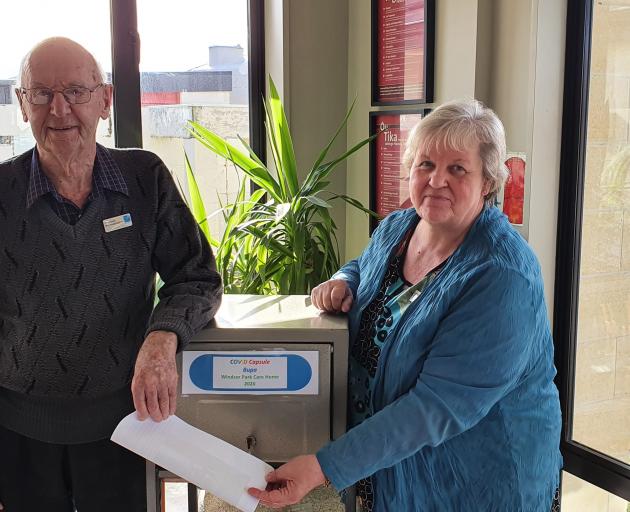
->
[249,99,562,511]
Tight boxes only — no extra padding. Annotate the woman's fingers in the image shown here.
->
[312,280,351,312]
[311,285,324,310]
[248,486,292,508]
[341,291,354,312]
[248,455,326,508]
[329,283,348,310]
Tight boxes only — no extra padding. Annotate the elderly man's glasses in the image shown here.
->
[18,83,105,105]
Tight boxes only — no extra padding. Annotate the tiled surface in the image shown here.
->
[587,99,629,144]
[561,472,629,512]
[615,336,630,398]
[621,210,630,271]
[577,273,630,341]
[573,396,630,462]
[579,210,623,274]
[574,337,616,403]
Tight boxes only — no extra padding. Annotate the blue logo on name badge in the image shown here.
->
[123,214,131,223]
[189,354,313,392]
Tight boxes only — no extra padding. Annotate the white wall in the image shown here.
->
[265,0,351,259]
[344,0,372,259]
[525,0,566,313]
[483,0,566,311]
[264,0,290,105]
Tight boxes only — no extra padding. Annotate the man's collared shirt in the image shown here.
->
[26,144,129,225]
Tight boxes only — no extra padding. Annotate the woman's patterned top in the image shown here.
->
[348,230,446,511]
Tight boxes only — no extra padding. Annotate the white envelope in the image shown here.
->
[111,413,273,512]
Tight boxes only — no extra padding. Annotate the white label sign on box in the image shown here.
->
[213,356,287,390]
[182,350,319,395]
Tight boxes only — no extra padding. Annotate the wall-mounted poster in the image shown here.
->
[369,110,429,233]
[372,0,435,105]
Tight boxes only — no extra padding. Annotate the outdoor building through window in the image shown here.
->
[136,0,250,239]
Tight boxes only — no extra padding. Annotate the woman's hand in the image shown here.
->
[311,279,353,313]
[248,455,327,509]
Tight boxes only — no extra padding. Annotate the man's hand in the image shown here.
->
[311,279,353,313]
[131,330,178,422]
[248,455,326,509]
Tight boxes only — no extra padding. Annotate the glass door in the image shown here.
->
[555,0,630,508]
[571,0,630,466]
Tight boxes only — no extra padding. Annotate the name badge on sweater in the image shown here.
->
[103,213,133,233]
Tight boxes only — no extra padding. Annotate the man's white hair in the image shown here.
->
[16,37,108,88]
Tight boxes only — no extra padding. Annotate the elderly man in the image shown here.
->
[0,37,222,511]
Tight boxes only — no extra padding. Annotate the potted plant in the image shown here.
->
[186,77,377,295]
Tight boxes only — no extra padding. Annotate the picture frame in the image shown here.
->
[371,0,435,106]
[369,109,430,234]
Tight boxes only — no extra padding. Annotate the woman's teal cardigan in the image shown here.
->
[316,207,562,511]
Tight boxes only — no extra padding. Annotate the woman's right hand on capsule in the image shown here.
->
[311,279,353,313]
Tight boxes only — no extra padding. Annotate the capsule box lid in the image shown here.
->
[208,294,348,330]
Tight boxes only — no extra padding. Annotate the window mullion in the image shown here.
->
[110,0,143,148]
[247,0,266,193]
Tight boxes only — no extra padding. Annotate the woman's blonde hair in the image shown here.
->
[402,98,508,205]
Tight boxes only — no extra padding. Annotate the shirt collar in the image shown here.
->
[26,143,128,209]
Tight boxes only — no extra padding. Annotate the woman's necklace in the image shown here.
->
[403,250,446,284]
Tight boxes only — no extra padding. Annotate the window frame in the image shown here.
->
[110,0,142,148]
[108,3,264,508]
[554,0,630,502]
[247,0,266,163]
[108,0,265,157]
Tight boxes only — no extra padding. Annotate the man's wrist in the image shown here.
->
[145,330,178,352]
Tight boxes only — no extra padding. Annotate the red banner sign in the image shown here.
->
[372,112,425,220]
[375,0,426,103]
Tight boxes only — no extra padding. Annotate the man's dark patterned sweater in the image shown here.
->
[0,147,222,443]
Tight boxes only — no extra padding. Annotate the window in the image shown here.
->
[555,0,630,504]
[136,0,251,238]
[571,0,630,466]
[111,0,265,243]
